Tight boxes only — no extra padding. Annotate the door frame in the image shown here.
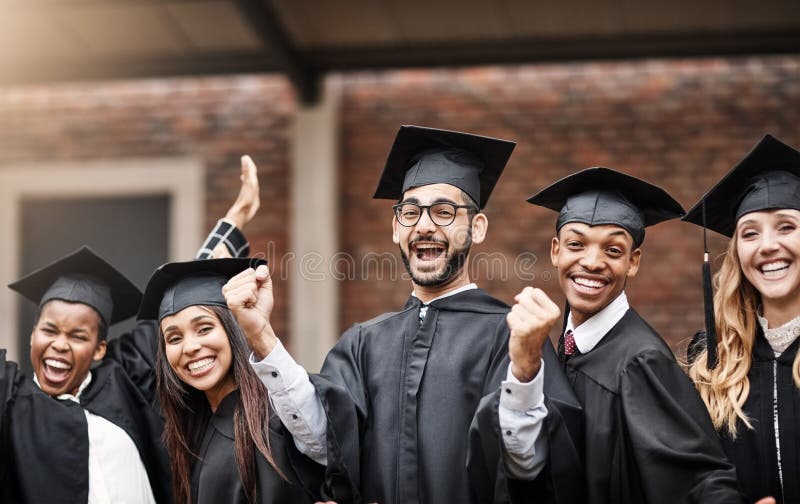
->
[0,157,204,361]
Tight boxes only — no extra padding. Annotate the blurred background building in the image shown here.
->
[0,0,798,372]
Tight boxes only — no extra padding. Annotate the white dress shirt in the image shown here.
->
[35,373,156,504]
[251,283,547,480]
[564,291,630,353]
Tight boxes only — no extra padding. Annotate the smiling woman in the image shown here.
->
[685,134,800,504]
[1,246,169,504]
[138,258,318,504]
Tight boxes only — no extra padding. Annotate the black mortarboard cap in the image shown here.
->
[7,246,141,327]
[527,167,685,247]
[373,125,515,209]
[683,134,800,369]
[683,134,800,237]
[138,257,266,321]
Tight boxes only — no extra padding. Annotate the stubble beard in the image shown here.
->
[400,230,472,287]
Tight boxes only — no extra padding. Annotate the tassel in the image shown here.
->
[702,201,718,369]
[703,253,718,369]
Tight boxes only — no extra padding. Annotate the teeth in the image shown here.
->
[45,359,71,370]
[762,261,789,273]
[574,277,604,288]
[188,357,215,372]
[414,243,445,250]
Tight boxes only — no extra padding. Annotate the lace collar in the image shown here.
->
[758,311,800,356]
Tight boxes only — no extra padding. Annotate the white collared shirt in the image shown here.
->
[564,291,630,353]
[35,373,156,504]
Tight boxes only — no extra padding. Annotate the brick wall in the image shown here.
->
[0,76,296,345]
[2,55,798,353]
[338,56,800,350]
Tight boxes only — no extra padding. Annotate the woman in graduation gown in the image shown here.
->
[685,134,800,504]
[139,257,319,504]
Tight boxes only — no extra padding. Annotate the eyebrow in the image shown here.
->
[399,197,459,206]
[563,227,629,240]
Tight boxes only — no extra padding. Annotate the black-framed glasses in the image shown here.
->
[392,202,475,227]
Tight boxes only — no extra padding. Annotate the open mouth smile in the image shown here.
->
[42,358,72,384]
[411,241,447,262]
[760,260,790,278]
[186,356,216,377]
[570,275,609,295]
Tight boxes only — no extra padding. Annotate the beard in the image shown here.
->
[400,231,472,287]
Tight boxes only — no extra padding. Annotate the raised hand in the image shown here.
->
[506,286,561,382]
[222,264,278,359]
[225,154,261,230]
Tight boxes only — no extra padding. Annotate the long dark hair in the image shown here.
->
[156,304,285,503]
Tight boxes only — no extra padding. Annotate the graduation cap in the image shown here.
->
[138,257,266,321]
[373,125,515,209]
[683,134,800,369]
[527,167,685,247]
[7,246,141,328]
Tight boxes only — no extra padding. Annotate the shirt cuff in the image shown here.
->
[500,359,545,412]
[249,339,305,392]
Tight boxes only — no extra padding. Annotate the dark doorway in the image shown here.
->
[16,195,170,375]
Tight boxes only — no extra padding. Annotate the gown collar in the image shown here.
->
[34,370,92,403]
[209,389,239,439]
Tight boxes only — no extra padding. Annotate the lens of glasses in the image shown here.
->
[394,203,458,226]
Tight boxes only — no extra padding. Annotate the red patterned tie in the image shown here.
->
[564,330,577,357]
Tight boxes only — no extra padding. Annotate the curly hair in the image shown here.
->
[689,235,800,436]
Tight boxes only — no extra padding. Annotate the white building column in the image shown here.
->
[290,74,341,371]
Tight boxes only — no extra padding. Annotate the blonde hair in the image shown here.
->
[689,236,800,436]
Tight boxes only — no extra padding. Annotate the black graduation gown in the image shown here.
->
[308,288,583,504]
[561,308,744,504]
[189,390,314,504]
[719,329,800,504]
[0,321,172,504]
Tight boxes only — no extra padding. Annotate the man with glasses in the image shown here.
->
[223,126,582,503]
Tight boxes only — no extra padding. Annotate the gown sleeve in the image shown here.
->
[307,324,368,503]
[468,340,585,504]
[620,349,744,504]
[104,320,160,404]
[0,350,23,501]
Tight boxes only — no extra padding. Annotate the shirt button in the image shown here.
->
[292,414,298,420]
[506,430,512,436]
[271,371,278,378]
[505,388,512,394]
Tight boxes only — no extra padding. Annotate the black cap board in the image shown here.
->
[683,134,800,238]
[7,246,141,327]
[373,125,515,209]
[138,257,266,321]
[683,134,800,369]
[527,167,685,247]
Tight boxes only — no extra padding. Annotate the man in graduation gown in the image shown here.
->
[520,167,746,504]
[0,156,261,503]
[224,125,583,504]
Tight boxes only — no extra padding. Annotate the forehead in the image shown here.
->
[39,299,101,327]
[401,183,464,204]
[736,208,800,227]
[559,222,634,243]
[160,304,216,328]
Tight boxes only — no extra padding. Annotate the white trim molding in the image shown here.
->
[0,157,204,362]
